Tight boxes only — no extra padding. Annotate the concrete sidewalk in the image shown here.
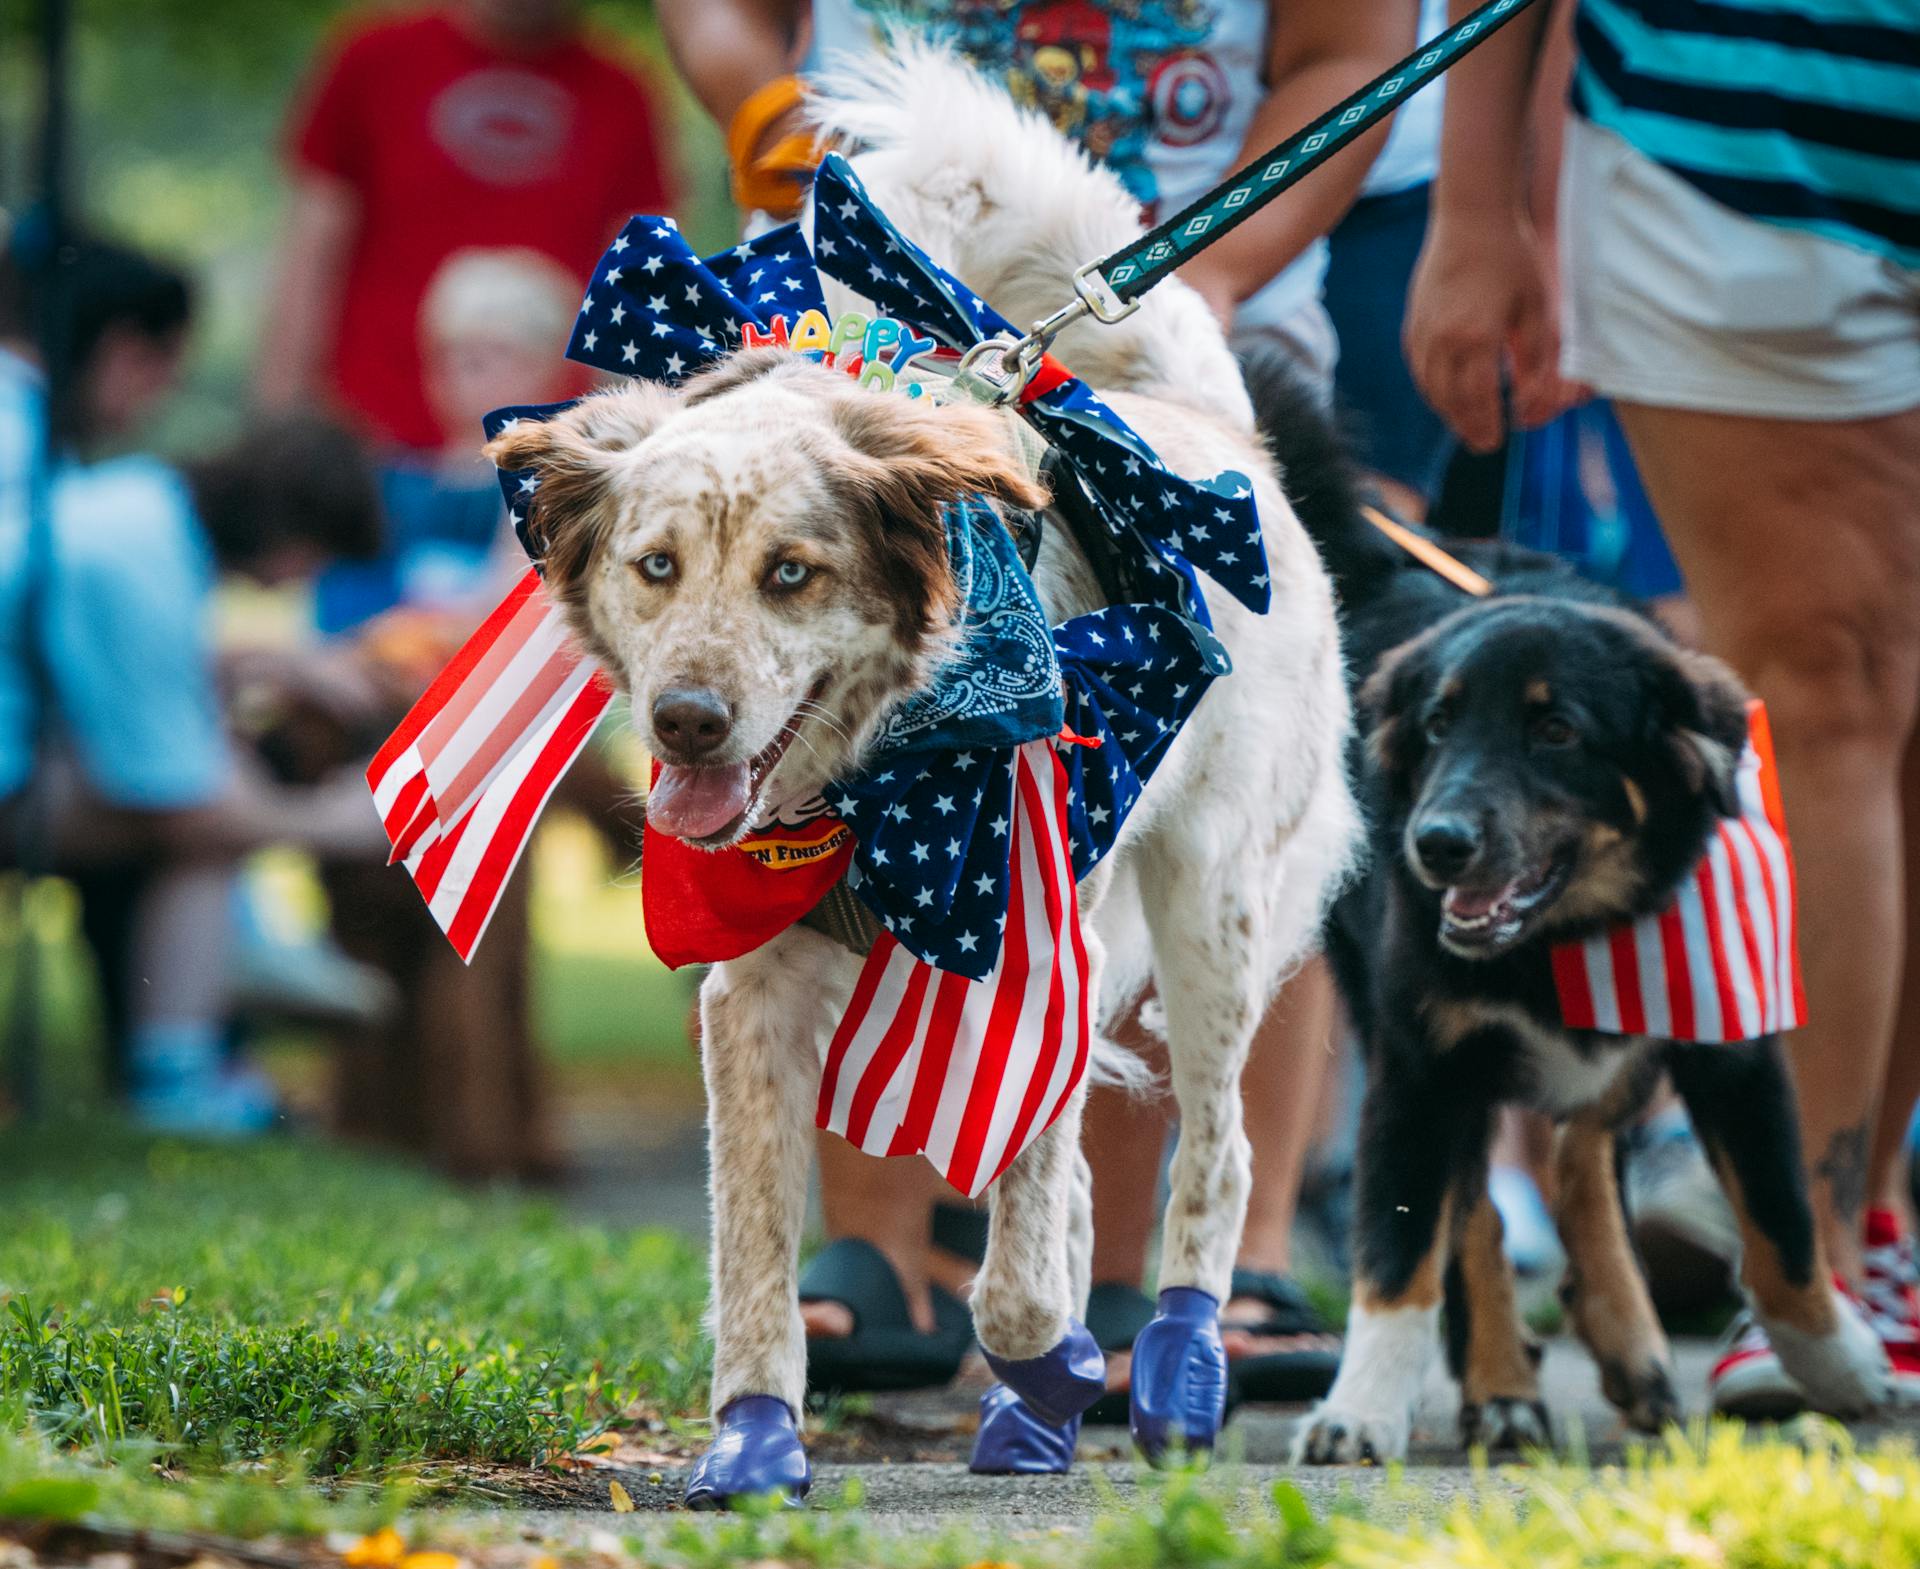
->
[505,1337,1920,1542]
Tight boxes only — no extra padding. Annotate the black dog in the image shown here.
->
[1242,352,1889,1462]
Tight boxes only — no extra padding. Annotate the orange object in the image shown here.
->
[1360,505,1495,597]
[727,76,824,217]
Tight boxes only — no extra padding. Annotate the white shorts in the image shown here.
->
[1559,118,1920,422]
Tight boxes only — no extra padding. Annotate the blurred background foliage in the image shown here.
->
[0,0,733,454]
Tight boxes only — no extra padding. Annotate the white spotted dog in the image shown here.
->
[488,46,1358,1505]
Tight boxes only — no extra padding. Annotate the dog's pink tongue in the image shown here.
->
[1445,884,1511,919]
[648,763,751,839]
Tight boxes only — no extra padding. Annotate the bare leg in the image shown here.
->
[1869,721,1920,1226]
[806,1135,950,1338]
[1087,966,1334,1293]
[1085,999,1169,1290]
[129,863,234,1033]
[1234,958,1336,1280]
[1616,402,1920,1284]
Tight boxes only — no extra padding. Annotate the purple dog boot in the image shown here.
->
[981,1319,1105,1428]
[968,1383,1082,1474]
[683,1395,811,1510]
[1129,1286,1228,1467]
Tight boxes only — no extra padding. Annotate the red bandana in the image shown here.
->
[640,783,854,969]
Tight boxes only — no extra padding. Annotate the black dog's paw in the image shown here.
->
[1599,1358,1680,1434]
[1458,1396,1551,1453]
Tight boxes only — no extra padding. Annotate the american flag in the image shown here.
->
[366,568,613,960]
[819,740,1089,1197]
[1552,702,1804,1043]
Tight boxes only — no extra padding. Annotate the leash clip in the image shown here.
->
[952,264,1141,407]
[1069,261,1139,325]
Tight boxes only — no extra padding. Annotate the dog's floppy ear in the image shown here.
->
[1652,644,1751,817]
[1358,625,1443,775]
[482,384,677,593]
[825,389,1050,640]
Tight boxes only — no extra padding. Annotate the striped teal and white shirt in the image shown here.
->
[1572,0,1920,269]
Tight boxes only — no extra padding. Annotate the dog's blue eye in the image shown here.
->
[1423,710,1451,743]
[638,552,675,583]
[772,560,812,589]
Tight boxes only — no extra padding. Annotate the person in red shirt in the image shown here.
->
[259,0,672,451]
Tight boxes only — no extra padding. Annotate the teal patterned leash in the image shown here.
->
[1093,0,1544,304]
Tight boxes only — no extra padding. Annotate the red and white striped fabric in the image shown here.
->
[367,569,613,961]
[817,740,1090,1197]
[1552,701,1805,1043]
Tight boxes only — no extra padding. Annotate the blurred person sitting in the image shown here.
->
[316,247,579,644]
[259,0,673,453]
[0,236,389,1133]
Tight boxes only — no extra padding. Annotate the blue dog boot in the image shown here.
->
[981,1319,1105,1427]
[969,1383,1082,1474]
[684,1395,811,1510]
[1130,1286,1227,1467]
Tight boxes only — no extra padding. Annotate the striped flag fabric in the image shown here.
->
[1552,702,1804,1043]
[367,568,613,961]
[817,740,1090,1197]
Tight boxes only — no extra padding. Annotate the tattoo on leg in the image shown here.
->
[1815,1123,1868,1229]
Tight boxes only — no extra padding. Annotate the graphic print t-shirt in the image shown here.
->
[807,0,1326,327]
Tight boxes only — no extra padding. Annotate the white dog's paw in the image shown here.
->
[1292,1401,1412,1465]
[1765,1292,1892,1417]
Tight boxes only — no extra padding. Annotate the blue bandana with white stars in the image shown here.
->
[487,165,1270,980]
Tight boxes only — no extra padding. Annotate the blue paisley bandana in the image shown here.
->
[487,159,1270,979]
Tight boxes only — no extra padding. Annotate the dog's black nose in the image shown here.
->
[652,688,732,759]
[1413,817,1481,882]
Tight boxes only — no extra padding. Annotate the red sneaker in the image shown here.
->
[1861,1208,1920,1404]
[1709,1270,1899,1419]
[1708,1309,1805,1419]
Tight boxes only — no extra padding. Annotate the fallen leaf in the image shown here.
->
[343,1529,405,1568]
[397,1553,462,1569]
[608,1480,634,1514]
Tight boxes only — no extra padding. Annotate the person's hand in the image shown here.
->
[1405,207,1581,454]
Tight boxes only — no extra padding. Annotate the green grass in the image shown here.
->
[0,1126,708,1474]
[6,1419,1920,1569]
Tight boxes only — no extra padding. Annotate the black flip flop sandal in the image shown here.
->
[1081,1282,1157,1426]
[1223,1268,1342,1404]
[801,1237,973,1399]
